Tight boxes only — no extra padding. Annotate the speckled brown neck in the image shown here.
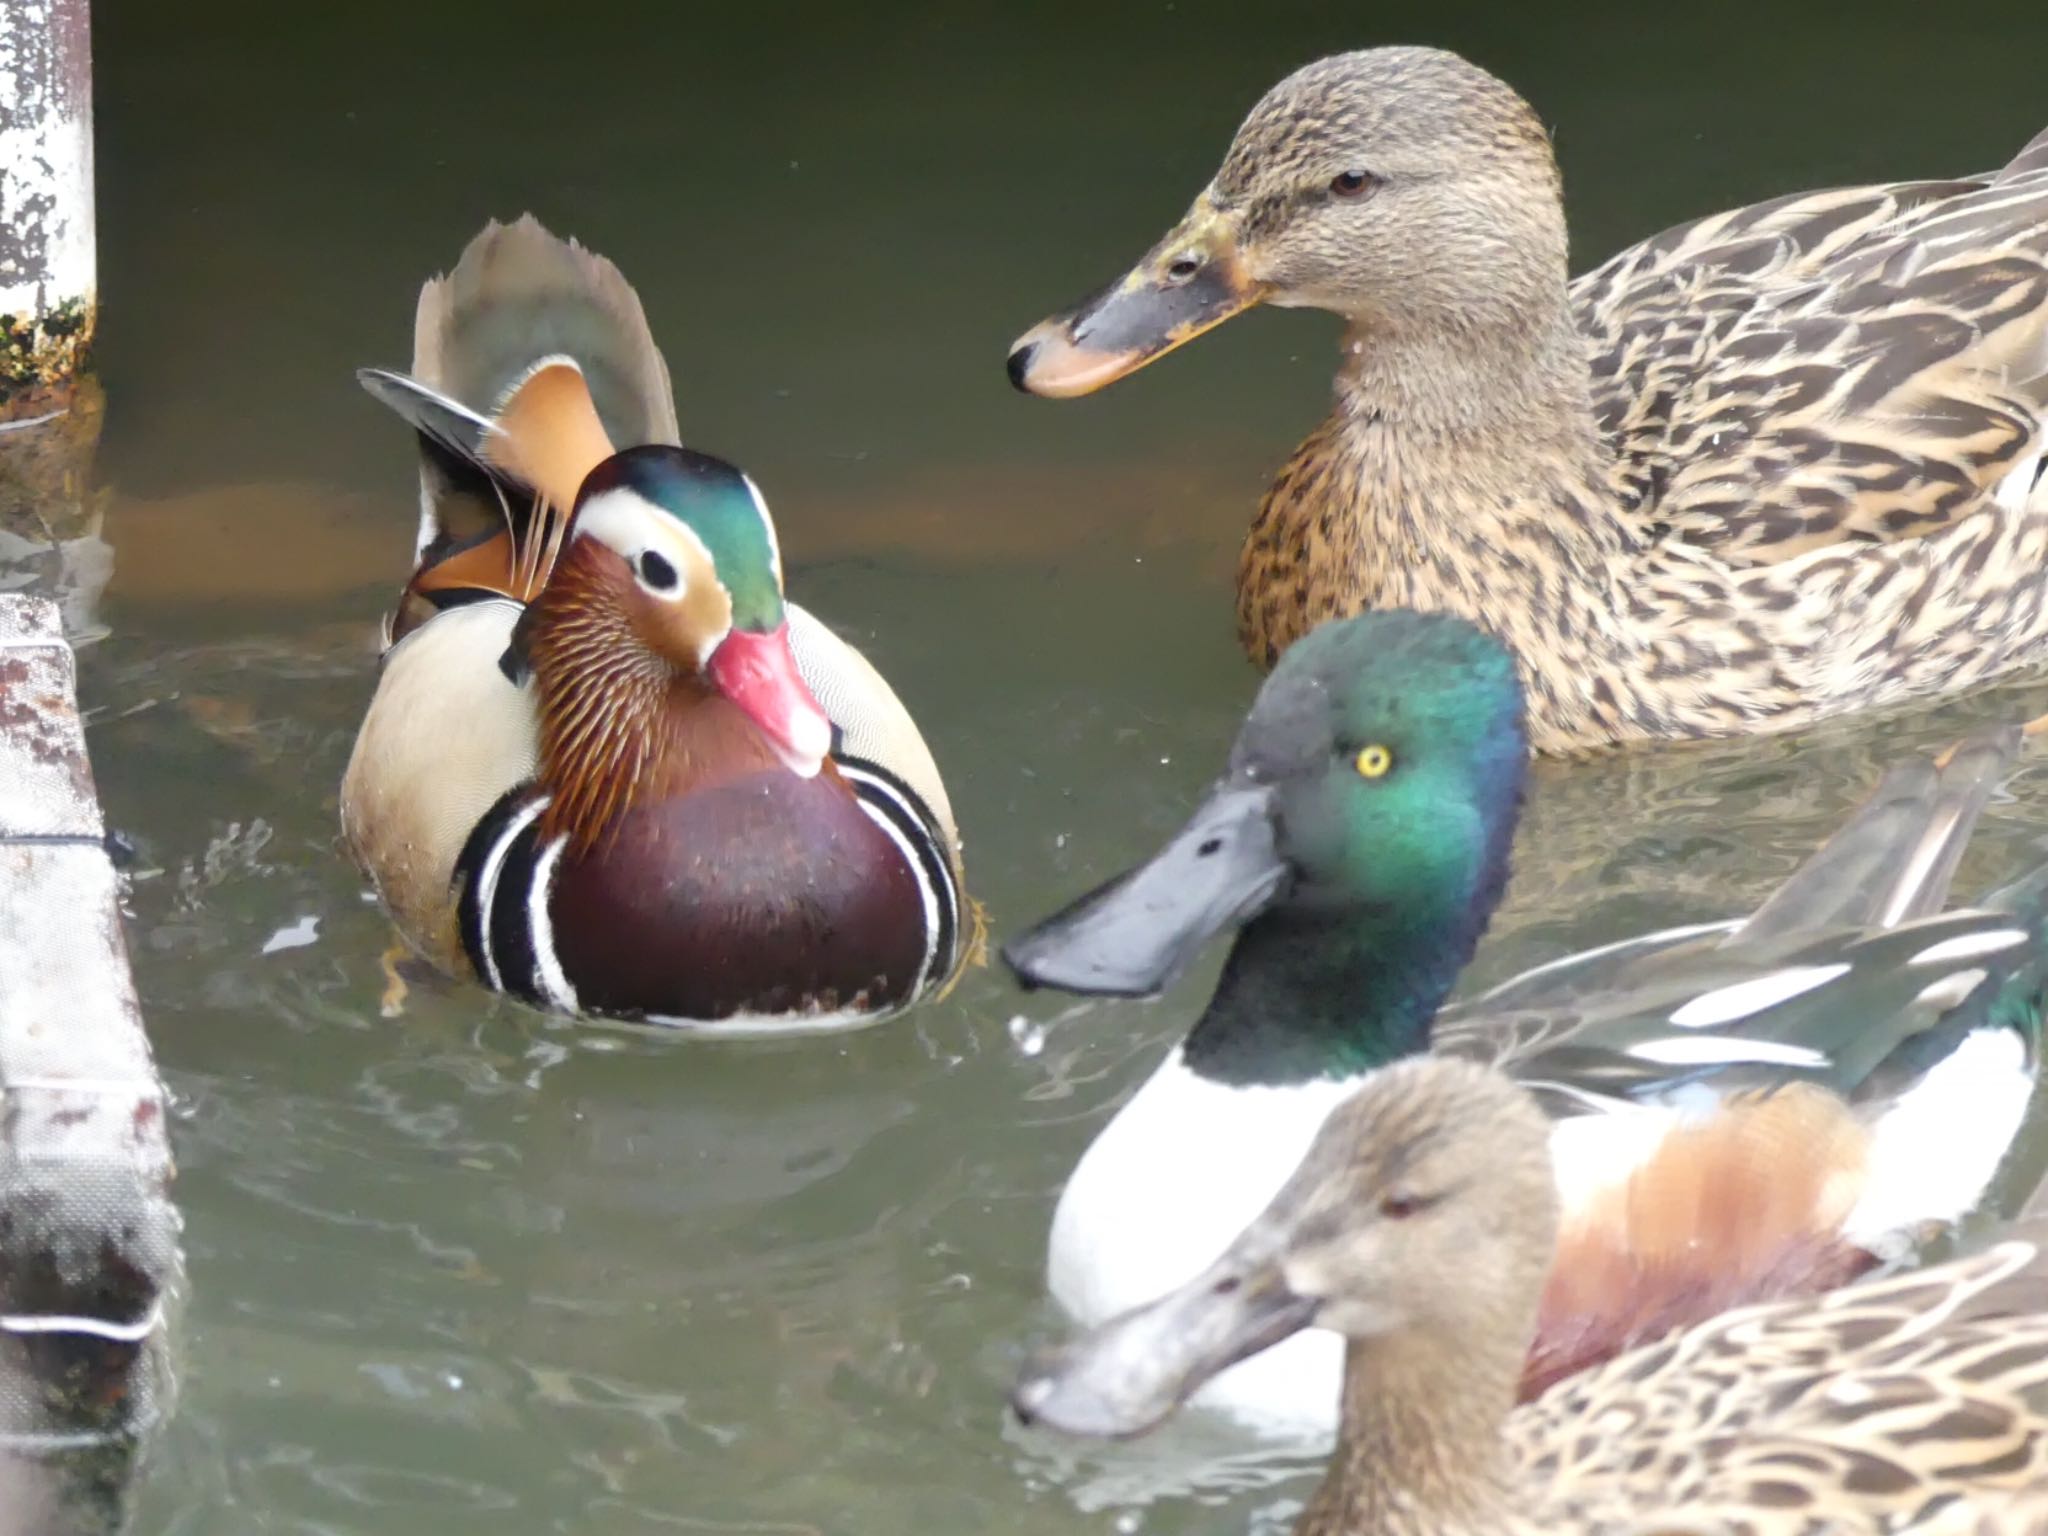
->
[1301,1330,1526,1536]
[1235,310,1641,753]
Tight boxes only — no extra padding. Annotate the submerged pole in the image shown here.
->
[0,0,94,422]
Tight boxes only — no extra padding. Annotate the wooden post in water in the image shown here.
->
[0,0,95,422]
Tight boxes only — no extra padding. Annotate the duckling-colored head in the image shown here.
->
[1003,610,1527,1022]
[1008,46,1565,397]
[552,444,832,777]
[1013,1056,1557,1438]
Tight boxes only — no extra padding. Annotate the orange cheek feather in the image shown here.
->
[1523,1084,1879,1401]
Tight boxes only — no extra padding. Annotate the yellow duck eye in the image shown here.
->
[1355,744,1394,779]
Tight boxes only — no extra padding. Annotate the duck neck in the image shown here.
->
[526,599,680,850]
[1325,297,1624,571]
[1332,285,1597,451]
[1182,893,1490,1088]
[1302,1329,1524,1536]
[525,552,780,851]
[1238,294,1638,746]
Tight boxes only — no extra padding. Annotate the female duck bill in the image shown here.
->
[1013,1237,1319,1439]
[1006,219,1266,399]
[1001,782,1290,996]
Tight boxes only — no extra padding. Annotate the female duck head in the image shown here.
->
[1013,1056,1557,1439]
[567,444,832,776]
[1008,46,1566,397]
[1003,611,1528,1004]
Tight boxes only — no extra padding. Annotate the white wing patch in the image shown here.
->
[1667,964,1851,1028]
[1906,928,2032,967]
[1912,968,1989,1013]
[1628,1036,1830,1069]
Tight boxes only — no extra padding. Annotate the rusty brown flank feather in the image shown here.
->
[1524,1084,1877,1400]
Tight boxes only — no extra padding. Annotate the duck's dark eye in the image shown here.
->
[1379,1190,1427,1219]
[1330,170,1377,200]
[638,551,679,593]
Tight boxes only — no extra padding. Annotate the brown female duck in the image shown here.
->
[1009,47,2048,754]
[1015,1056,2048,1534]
[343,217,967,1029]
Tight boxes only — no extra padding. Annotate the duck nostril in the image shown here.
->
[1006,341,1039,392]
[1165,254,1203,284]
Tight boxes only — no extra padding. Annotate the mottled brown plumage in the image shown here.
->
[1014,1058,2048,1536]
[1011,47,2048,754]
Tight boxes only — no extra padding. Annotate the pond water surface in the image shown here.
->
[61,0,2048,1530]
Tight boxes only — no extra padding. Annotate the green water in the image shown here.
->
[47,0,2048,1529]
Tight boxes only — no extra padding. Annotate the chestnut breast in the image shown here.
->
[548,765,931,1022]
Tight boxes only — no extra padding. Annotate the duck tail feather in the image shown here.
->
[413,213,678,450]
[1732,727,2020,942]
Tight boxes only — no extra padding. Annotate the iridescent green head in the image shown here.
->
[1005,611,1528,1081]
[1233,610,1527,922]
[576,445,787,633]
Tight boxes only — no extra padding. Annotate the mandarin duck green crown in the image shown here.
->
[1003,610,2047,1437]
[1009,46,2048,755]
[341,216,969,1030]
[1015,1056,2048,1535]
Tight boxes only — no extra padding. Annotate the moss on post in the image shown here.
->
[0,0,96,421]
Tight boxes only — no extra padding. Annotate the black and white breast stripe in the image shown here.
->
[453,786,580,1014]
[836,754,962,995]
[454,764,960,1015]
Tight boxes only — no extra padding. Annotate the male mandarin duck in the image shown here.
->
[1014,1056,2048,1536]
[341,216,968,1028]
[1008,46,2048,754]
[1004,611,2048,1437]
